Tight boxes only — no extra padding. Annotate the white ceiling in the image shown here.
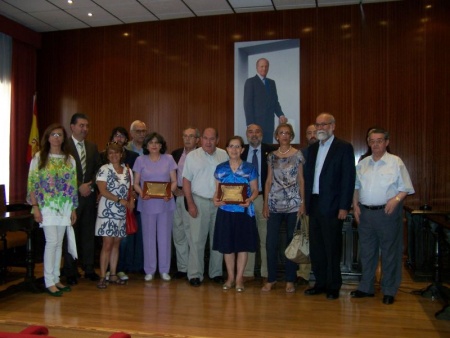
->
[0,0,400,33]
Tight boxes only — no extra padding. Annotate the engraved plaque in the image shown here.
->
[218,183,247,204]
[143,181,170,198]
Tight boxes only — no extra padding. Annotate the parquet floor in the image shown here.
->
[1,264,450,337]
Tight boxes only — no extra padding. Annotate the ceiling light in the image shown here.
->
[88,13,93,17]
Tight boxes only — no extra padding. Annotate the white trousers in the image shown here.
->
[43,226,67,288]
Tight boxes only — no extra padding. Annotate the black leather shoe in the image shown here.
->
[350,290,374,298]
[382,295,395,305]
[296,277,309,285]
[66,276,78,285]
[85,272,100,281]
[173,271,187,279]
[304,287,325,296]
[189,278,202,287]
[326,290,340,300]
[212,276,225,284]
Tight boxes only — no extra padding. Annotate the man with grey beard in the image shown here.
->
[303,113,355,300]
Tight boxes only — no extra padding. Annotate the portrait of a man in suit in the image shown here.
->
[244,58,287,144]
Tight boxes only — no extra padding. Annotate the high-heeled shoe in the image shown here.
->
[261,281,277,292]
[46,288,63,297]
[236,285,245,292]
[222,282,235,290]
[285,282,296,293]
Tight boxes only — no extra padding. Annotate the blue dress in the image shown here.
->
[212,161,258,254]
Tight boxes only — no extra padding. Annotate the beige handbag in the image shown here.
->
[285,214,310,264]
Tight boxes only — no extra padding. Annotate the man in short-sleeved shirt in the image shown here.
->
[351,128,414,305]
[182,127,229,286]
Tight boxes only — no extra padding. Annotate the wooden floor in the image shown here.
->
[1,265,450,338]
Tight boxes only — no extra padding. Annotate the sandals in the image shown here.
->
[261,281,277,292]
[97,277,108,289]
[109,274,127,285]
[285,282,296,293]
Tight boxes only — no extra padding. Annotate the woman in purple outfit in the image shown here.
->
[133,132,177,282]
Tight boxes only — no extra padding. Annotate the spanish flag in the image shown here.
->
[27,93,39,163]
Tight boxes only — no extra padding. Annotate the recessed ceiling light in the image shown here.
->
[68,0,73,4]
[88,13,93,17]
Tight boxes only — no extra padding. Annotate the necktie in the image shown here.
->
[252,149,259,175]
[263,78,270,93]
[78,141,86,175]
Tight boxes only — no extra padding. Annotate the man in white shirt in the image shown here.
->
[351,128,414,305]
[183,127,229,286]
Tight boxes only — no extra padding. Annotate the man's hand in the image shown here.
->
[338,209,348,220]
[79,182,92,197]
[353,204,361,224]
[279,115,288,124]
[188,203,198,218]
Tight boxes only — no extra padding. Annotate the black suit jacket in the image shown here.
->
[304,137,355,217]
[67,138,101,188]
[241,143,273,195]
[171,148,184,165]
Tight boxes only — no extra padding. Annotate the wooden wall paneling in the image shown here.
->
[34,2,450,208]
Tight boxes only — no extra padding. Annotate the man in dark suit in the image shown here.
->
[303,113,355,300]
[171,127,199,279]
[63,113,101,285]
[241,124,273,282]
[244,58,287,144]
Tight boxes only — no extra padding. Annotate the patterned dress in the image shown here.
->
[267,150,305,213]
[95,163,132,237]
[27,153,78,226]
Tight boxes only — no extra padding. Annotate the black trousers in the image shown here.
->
[63,193,97,276]
[308,195,343,291]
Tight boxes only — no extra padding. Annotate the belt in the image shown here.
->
[361,204,386,210]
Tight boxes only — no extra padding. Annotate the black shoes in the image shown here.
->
[85,272,100,281]
[296,277,309,285]
[212,276,225,284]
[383,295,395,305]
[350,290,375,298]
[173,271,187,279]
[304,287,325,296]
[66,276,78,285]
[326,290,340,300]
[189,278,202,287]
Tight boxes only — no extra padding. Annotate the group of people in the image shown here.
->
[27,111,414,305]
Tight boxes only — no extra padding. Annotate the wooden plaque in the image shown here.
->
[143,181,171,198]
[218,183,247,204]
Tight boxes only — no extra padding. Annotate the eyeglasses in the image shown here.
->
[227,144,242,149]
[183,134,198,139]
[278,131,291,136]
[133,129,147,134]
[368,139,386,145]
[50,132,63,138]
[114,133,126,138]
[315,122,333,128]
[148,141,161,145]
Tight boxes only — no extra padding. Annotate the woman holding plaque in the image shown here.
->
[212,136,259,292]
[95,142,134,289]
[27,123,78,297]
[262,123,305,293]
[133,132,177,282]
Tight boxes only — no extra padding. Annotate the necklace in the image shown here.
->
[278,146,292,155]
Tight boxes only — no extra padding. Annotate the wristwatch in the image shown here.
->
[117,197,121,203]
[395,196,401,202]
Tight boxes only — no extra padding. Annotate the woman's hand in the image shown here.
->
[262,204,269,219]
[128,199,135,212]
[213,196,225,207]
[297,203,305,216]
[70,210,77,225]
[33,206,43,223]
[239,198,251,208]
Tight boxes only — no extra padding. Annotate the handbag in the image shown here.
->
[285,214,310,264]
[125,166,138,235]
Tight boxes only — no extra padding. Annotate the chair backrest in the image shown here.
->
[0,184,6,214]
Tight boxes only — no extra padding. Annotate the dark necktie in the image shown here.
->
[264,78,270,93]
[252,149,259,174]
